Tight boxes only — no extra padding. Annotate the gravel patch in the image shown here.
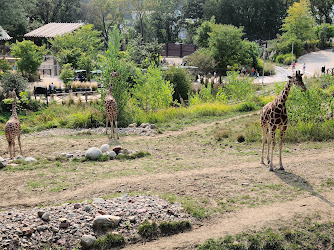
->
[0,194,192,249]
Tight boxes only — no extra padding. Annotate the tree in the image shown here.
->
[163,67,192,102]
[11,40,45,77]
[59,63,75,88]
[309,0,334,24]
[81,0,126,48]
[282,0,316,42]
[186,49,216,75]
[129,0,157,42]
[208,24,245,73]
[50,24,103,69]
[125,37,163,68]
[195,17,215,48]
[0,72,28,95]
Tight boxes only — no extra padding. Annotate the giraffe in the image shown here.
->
[260,70,306,171]
[4,90,22,159]
[104,70,120,139]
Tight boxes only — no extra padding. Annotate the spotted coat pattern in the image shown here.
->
[260,71,306,171]
[4,90,22,159]
[104,70,120,139]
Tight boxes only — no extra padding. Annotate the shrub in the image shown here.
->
[93,233,125,249]
[159,221,191,236]
[0,59,11,72]
[138,220,158,239]
[131,64,174,112]
[163,67,192,102]
[237,102,256,112]
[0,72,28,95]
[59,63,75,88]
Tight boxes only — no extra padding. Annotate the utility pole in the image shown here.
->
[291,41,294,72]
[262,44,266,85]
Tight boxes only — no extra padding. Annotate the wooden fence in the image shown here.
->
[161,43,198,57]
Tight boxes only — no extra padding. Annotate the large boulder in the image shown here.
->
[25,157,37,163]
[81,235,96,249]
[93,215,121,231]
[108,151,117,160]
[100,144,110,153]
[85,147,102,160]
[0,157,6,169]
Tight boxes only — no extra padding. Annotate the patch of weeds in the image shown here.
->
[71,158,86,163]
[199,221,334,250]
[325,178,334,187]
[93,232,125,249]
[97,154,109,162]
[138,219,158,239]
[182,196,211,219]
[116,151,151,161]
[159,220,191,236]
[54,156,69,163]
[237,102,256,112]
[214,127,231,141]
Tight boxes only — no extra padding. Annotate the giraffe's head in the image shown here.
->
[288,70,306,92]
[110,70,119,78]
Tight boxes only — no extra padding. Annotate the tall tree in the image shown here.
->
[81,0,126,48]
[282,0,316,41]
[309,0,334,23]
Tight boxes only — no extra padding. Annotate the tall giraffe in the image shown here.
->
[104,70,120,139]
[260,70,306,171]
[5,90,22,159]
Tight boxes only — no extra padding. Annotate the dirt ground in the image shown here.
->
[0,112,333,249]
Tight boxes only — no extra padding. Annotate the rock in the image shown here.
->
[74,203,81,209]
[66,154,74,158]
[59,218,70,228]
[85,147,102,160]
[25,157,37,163]
[0,157,4,162]
[140,123,149,128]
[0,160,7,169]
[100,144,110,153]
[128,123,137,128]
[112,146,122,155]
[15,156,24,160]
[92,198,104,204]
[81,235,96,249]
[41,212,50,222]
[150,124,157,129]
[93,215,121,230]
[108,151,117,159]
[84,205,91,212]
[22,227,33,237]
[37,225,48,232]
[128,216,136,223]
[37,211,45,218]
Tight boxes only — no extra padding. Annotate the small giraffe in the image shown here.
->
[104,70,120,139]
[260,70,306,171]
[5,90,22,159]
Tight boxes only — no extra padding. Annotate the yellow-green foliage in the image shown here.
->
[134,103,236,125]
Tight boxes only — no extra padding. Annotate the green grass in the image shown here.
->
[198,221,334,250]
[93,232,125,249]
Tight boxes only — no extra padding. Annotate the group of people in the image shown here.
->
[241,67,260,77]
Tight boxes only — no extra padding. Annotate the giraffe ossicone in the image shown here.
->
[260,70,306,171]
[5,90,23,159]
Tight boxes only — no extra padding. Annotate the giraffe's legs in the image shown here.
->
[269,129,276,171]
[266,128,271,165]
[12,140,16,158]
[260,126,267,164]
[278,126,287,170]
[8,141,13,159]
[114,119,119,140]
[110,117,114,139]
[18,134,22,156]
[105,116,109,135]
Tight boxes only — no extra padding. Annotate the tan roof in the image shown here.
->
[24,22,84,38]
[0,26,12,41]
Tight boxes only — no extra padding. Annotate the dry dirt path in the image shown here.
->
[0,112,333,249]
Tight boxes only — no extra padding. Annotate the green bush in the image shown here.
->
[0,72,28,95]
[93,233,125,249]
[0,59,11,72]
[138,220,158,239]
[237,102,256,112]
[163,67,192,102]
[59,63,74,88]
[131,64,174,112]
[159,221,192,236]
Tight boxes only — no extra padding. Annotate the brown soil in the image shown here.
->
[0,113,333,249]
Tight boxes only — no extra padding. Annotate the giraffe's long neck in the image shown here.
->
[108,77,114,94]
[279,79,293,105]
[11,98,18,118]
